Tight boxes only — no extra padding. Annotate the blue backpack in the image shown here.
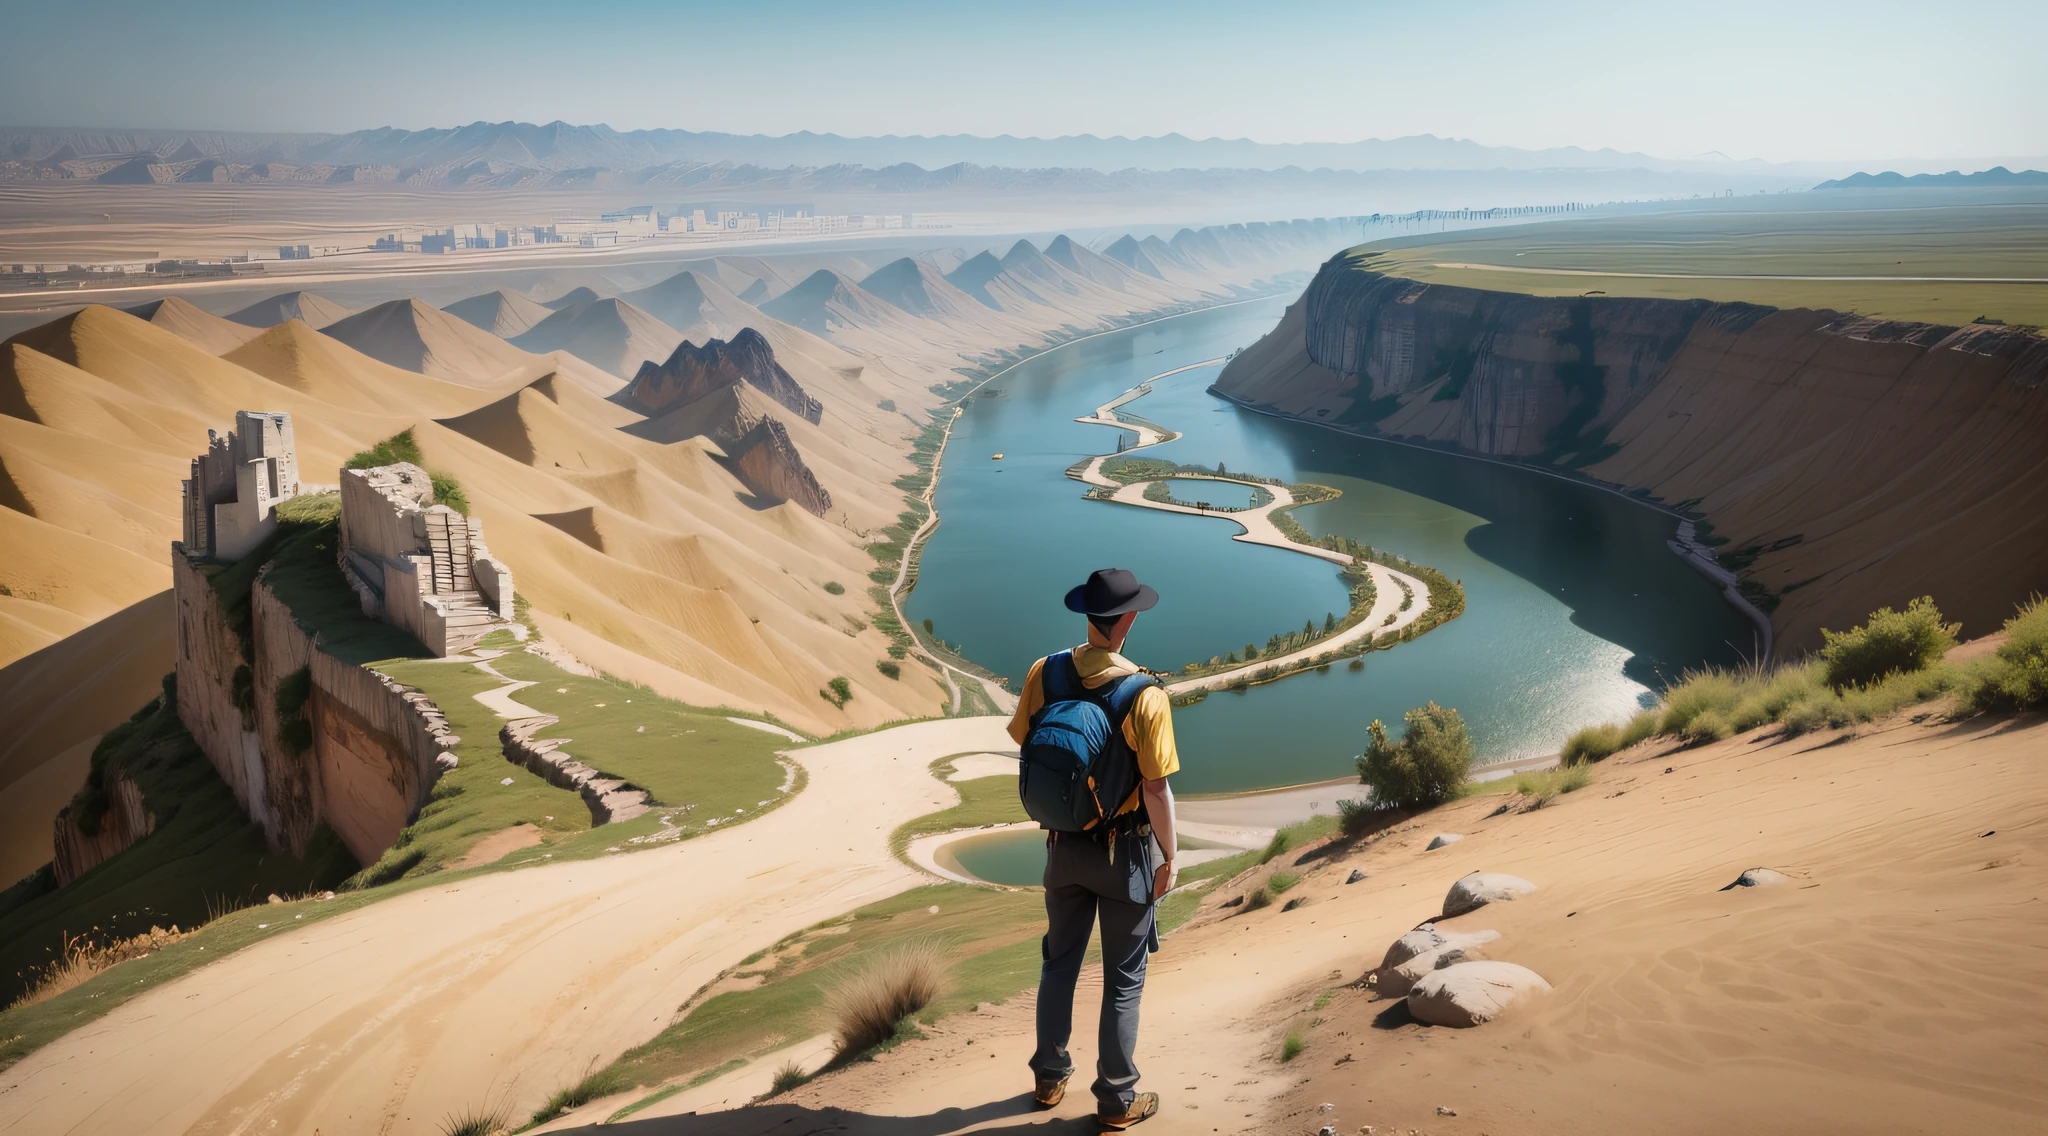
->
[1020,650,1158,834]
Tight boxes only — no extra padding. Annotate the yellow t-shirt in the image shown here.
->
[1007,643,1180,815]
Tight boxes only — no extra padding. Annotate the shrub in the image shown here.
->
[274,666,314,755]
[1267,871,1301,894]
[1682,709,1734,744]
[827,941,945,1059]
[876,661,901,680]
[1967,596,2048,711]
[1355,702,1471,809]
[823,581,846,595]
[1560,722,1622,766]
[819,676,853,708]
[1280,1031,1305,1062]
[531,1066,632,1123]
[439,1103,512,1136]
[1818,596,1958,690]
[767,1060,812,1096]
[1242,885,1273,911]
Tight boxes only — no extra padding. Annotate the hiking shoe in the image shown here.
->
[1033,1075,1070,1108]
[1097,1092,1159,1130]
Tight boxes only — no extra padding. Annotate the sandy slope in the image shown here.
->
[0,717,1011,1136]
[571,711,2048,1136]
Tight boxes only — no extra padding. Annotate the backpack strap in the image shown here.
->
[1035,650,1080,712]
[1104,672,1160,731]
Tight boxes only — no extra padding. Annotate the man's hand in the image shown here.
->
[1152,858,1177,898]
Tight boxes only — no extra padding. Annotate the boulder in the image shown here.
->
[1345,869,1368,884]
[1379,925,1501,971]
[1407,961,1552,1027]
[1442,871,1537,917]
[1426,833,1463,850]
[1379,945,1481,998]
[1721,867,1791,890]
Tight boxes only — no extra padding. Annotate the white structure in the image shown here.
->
[181,410,302,561]
[339,463,514,656]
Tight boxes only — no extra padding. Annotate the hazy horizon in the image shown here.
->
[3,0,2041,166]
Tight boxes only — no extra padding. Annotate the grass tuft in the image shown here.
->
[1280,1030,1305,1062]
[767,1060,812,1096]
[826,940,945,1060]
[1267,871,1301,895]
[531,1065,632,1124]
[1965,595,2048,712]
[438,1101,511,1136]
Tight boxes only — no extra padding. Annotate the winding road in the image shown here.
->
[1071,366,1435,695]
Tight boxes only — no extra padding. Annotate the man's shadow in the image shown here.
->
[553,1090,1101,1135]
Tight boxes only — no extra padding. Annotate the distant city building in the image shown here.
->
[278,244,311,259]
[180,410,302,561]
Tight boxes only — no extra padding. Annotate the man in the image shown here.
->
[1008,567,1180,1130]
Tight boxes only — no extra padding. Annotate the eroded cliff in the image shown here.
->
[1213,255,2048,652]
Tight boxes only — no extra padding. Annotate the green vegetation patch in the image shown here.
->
[0,679,357,1050]
[344,428,468,515]
[889,768,1027,860]
[602,884,1045,1090]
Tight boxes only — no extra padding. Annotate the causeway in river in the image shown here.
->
[907,297,1751,794]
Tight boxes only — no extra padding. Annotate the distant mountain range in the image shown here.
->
[9,121,2040,184]
[1815,166,2048,189]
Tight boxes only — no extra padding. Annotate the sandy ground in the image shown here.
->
[591,710,2048,1136]
[0,716,1013,1136]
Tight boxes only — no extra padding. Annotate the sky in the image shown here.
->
[2,0,2043,164]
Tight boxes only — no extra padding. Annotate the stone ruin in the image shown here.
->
[181,409,302,560]
[339,462,514,655]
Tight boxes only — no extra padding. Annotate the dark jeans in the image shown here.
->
[1029,828,1160,1111]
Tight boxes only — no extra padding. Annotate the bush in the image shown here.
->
[531,1066,632,1124]
[826,941,945,1059]
[1966,596,2048,711]
[1242,885,1273,911]
[345,429,469,515]
[1280,1031,1305,1062]
[1355,702,1471,810]
[1267,871,1301,894]
[439,1102,512,1136]
[1818,596,1958,690]
[1560,722,1623,766]
[819,676,853,709]
[876,661,900,680]
[823,581,846,595]
[767,1060,812,1096]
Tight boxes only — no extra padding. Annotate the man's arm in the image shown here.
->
[1142,776,1177,895]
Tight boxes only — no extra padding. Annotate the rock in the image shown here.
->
[1220,894,1245,908]
[1282,897,1311,912]
[1425,833,1463,850]
[1721,867,1792,890]
[266,893,283,905]
[1436,1106,1457,1116]
[1379,926,1501,971]
[1319,1102,1335,1112]
[500,777,516,786]
[1442,871,1537,917]
[1379,945,1482,999]
[1319,1128,1338,1136]
[1345,869,1367,884]
[1407,961,1552,1027]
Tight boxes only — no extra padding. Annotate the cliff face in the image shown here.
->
[172,545,459,864]
[1214,259,2048,653]
[728,418,833,517]
[51,769,152,885]
[621,328,823,424]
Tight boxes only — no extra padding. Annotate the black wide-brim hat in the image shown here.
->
[1064,567,1160,617]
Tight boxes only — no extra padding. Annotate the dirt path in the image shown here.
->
[540,711,2048,1136]
[1070,376,1433,695]
[0,717,1015,1136]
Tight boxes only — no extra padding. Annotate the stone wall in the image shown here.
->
[51,771,153,886]
[171,546,268,829]
[172,545,459,864]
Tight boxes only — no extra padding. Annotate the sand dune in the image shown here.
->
[542,285,601,309]
[442,289,553,337]
[511,297,687,378]
[121,297,264,354]
[321,297,541,386]
[656,711,2048,1136]
[225,289,354,329]
[760,269,918,338]
[224,318,521,416]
